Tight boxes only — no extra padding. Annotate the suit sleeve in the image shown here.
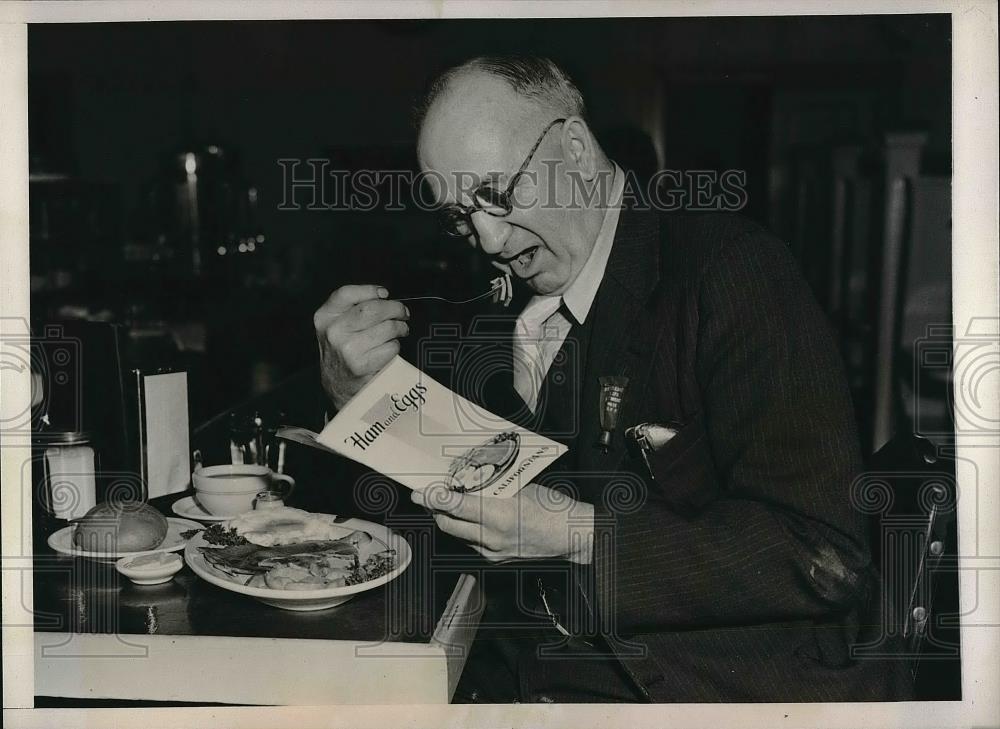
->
[590,226,873,634]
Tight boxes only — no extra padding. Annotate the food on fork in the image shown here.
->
[490,273,513,307]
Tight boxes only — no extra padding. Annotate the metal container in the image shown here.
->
[41,430,100,520]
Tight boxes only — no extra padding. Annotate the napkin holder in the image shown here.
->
[126,367,192,499]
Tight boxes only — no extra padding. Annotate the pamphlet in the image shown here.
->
[309,356,567,497]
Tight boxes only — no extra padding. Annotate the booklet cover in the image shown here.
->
[311,356,567,498]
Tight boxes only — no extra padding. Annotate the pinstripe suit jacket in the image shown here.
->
[507,208,914,702]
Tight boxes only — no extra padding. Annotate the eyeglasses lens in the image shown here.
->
[440,208,472,237]
[473,186,511,215]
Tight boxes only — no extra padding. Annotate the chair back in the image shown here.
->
[856,432,960,699]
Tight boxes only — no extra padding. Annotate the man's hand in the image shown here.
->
[313,285,410,410]
[412,482,595,564]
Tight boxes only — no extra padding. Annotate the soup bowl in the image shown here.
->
[192,464,294,516]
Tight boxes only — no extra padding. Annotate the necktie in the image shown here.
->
[512,295,569,413]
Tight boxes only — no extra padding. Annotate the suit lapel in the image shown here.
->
[573,206,670,698]
[577,206,664,475]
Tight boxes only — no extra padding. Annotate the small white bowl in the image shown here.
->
[116,552,184,585]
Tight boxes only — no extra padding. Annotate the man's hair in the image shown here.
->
[414,56,587,130]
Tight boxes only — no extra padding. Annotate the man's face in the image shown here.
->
[417,74,595,297]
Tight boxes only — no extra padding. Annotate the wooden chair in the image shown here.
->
[854,432,960,700]
[817,132,952,452]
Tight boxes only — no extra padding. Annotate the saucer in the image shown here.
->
[171,495,229,522]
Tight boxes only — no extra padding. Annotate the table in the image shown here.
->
[31,494,484,705]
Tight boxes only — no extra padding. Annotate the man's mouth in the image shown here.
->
[502,246,540,275]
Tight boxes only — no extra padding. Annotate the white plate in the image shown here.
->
[184,517,411,611]
[171,495,231,522]
[47,517,203,563]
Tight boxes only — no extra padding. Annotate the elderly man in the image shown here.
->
[314,56,910,702]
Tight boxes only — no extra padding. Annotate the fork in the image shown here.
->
[397,273,513,308]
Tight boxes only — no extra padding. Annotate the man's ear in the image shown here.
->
[561,116,598,180]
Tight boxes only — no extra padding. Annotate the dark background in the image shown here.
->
[28,15,952,443]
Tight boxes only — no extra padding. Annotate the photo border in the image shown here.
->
[2,1,997,727]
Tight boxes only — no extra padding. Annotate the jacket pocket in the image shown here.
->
[629,412,721,516]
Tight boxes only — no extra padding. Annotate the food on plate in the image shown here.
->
[116,549,184,586]
[72,501,168,552]
[123,552,182,570]
[181,523,247,546]
[223,507,347,547]
[446,431,519,493]
[264,563,353,590]
[195,508,396,591]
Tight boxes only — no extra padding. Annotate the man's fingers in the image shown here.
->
[325,318,405,378]
[328,284,388,310]
[353,319,407,371]
[362,339,401,374]
[347,299,409,332]
[470,543,510,563]
[314,284,388,330]
[412,486,468,515]
[411,486,496,525]
[432,513,495,548]
[413,488,509,552]
[356,318,409,350]
[437,491,495,524]
[412,485,453,510]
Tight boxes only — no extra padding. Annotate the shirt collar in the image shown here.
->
[561,163,625,325]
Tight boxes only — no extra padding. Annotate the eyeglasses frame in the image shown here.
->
[438,117,568,237]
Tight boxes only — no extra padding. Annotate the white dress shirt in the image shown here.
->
[513,164,625,412]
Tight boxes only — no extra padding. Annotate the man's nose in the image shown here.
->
[470,210,511,255]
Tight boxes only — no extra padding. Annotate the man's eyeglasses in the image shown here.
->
[438,118,566,238]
